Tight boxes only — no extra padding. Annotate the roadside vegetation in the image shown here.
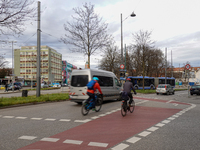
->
[0,93,69,108]
[135,88,187,94]
[0,88,187,108]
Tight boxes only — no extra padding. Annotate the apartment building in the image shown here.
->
[14,45,62,86]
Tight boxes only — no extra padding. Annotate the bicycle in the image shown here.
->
[81,93,103,116]
[121,93,135,117]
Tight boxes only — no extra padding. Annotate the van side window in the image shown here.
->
[71,75,88,87]
[93,75,113,87]
[115,78,121,87]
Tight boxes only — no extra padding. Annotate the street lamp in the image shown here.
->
[121,11,136,64]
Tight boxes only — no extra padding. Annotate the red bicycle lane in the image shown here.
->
[18,105,183,150]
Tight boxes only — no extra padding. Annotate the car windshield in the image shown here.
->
[158,85,166,88]
[192,85,200,88]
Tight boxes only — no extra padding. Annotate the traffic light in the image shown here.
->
[120,72,125,77]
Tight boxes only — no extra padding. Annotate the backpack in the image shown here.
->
[86,80,96,90]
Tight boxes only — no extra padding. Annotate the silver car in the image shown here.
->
[156,84,175,95]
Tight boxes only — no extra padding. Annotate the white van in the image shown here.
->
[69,69,122,104]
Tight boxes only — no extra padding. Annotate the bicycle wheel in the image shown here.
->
[129,100,135,113]
[121,101,127,117]
[81,102,90,116]
[95,97,102,112]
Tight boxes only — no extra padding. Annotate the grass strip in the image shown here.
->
[0,93,69,108]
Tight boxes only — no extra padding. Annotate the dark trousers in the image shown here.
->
[86,92,96,108]
[127,92,133,104]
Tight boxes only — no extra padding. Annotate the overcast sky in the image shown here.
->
[1,0,200,69]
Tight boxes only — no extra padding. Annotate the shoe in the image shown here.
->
[92,108,95,111]
[129,104,134,107]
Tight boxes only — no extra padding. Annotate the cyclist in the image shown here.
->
[86,77,103,109]
[123,78,136,106]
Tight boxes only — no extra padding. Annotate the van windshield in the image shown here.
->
[71,75,88,87]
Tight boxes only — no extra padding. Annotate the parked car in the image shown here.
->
[190,85,200,95]
[53,83,61,87]
[156,84,175,95]
[61,83,68,87]
[7,84,21,91]
[14,82,22,89]
[41,83,49,88]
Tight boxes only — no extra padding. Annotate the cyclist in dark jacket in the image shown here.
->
[123,78,136,106]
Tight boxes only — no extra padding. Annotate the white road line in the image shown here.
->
[18,136,37,140]
[91,116,100,119]
[168,117,175,120]
[172,115,179,118]
[3,116,14,118]
[138,131,151,137]
[155,123,165,127]
[105,112,112,114]
[15,117,27,119]
[88,142,108,147]
[98,114,107,117]
[162,120,171,124]
[126,136,141,144]
[166,100,173,103]
[111,143,129,150]
[173,104,178,106]
[147,127,159,132]
[40,137,59,142]
[31,118,42,120]
[44,118,56,121]
[63,139,83,145]
[59,119,71,122]
[74,119,91,123]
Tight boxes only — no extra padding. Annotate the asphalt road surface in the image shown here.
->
[0,90,200,150]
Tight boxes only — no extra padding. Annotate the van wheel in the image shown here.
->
[76,102,82,105]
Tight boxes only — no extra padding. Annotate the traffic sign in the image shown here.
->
[185,64,191,70]
[120,64,125,69]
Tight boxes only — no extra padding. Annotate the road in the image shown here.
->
[0,90,200,150]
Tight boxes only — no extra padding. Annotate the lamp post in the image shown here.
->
[121,12,136,64]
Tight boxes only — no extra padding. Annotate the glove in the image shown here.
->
[100,94,103,97]
[134,92,137,95]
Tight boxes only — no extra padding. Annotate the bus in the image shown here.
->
[127,76,175,90]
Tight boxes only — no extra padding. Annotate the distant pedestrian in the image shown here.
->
[5,83,8,92]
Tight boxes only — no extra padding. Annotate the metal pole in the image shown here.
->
[171,50,173,77]
[121,13,123,64]
[36,1,41,97]
[165,48,167,84]
[125,44,126,71]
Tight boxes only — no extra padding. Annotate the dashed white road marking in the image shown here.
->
[74,119,91,123]
[166,100,173,103]
[168,117,175,120]
[44,118,56,121]
[18,136,37,140]
[147,127,159,132]
[31,118,43,120]
[15,116,27,119]
[138,131,151,137]
[59,119,71,122]
[126,136,141,143]
[98,114,107,117]
[3,116,14,118]
[173,104,178,106]
[162,120,171,124]
[88,142,108,147]
[40,137,59,142]
[63,139,83,145]
[155,123,165,127]
[111,143,129,150]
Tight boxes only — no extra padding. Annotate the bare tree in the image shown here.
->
[0,0,36,36]
[131,30,155,89]
[99,39,121,75]
[0,54,8,68]
[61,3,110,68]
